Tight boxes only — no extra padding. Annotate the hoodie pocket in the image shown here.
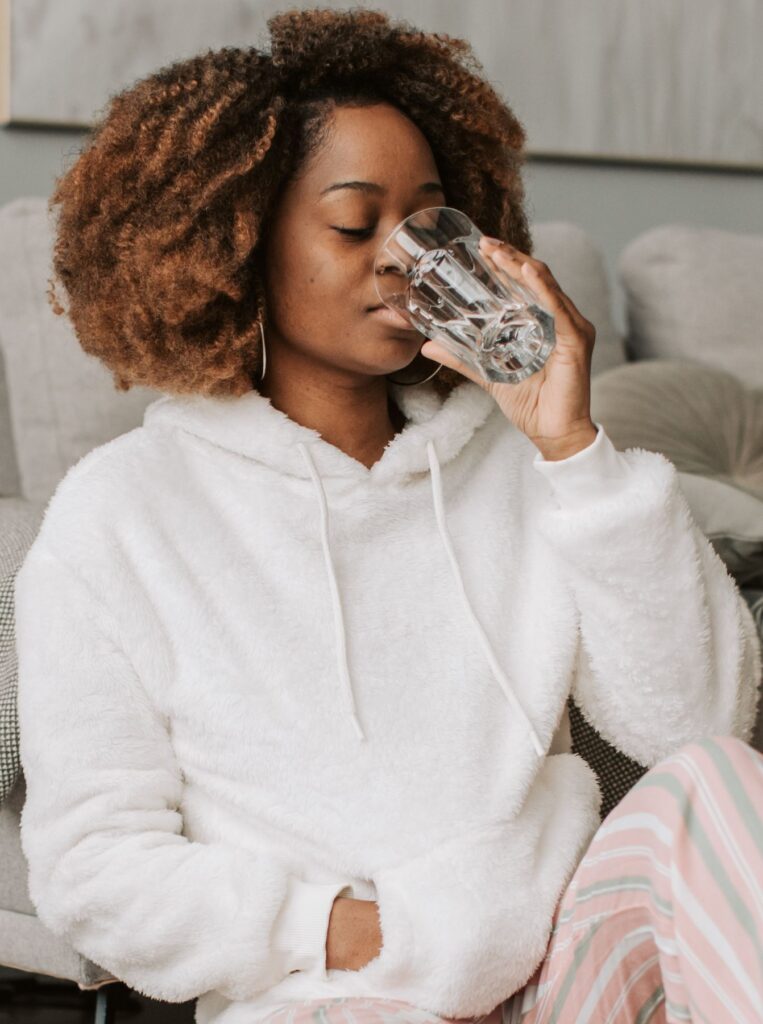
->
[349,753,601,1019]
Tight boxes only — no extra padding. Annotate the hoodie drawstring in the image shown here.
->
[424,440,545,758]
[296,440,545,757]
[296,441,366,742]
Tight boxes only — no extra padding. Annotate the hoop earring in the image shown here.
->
[385,359,444,386]
[257,318,267,382]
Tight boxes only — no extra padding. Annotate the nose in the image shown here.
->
[375,257,399,276]
[373,245,409,309]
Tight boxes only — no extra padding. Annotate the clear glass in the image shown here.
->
[374,206,556,384]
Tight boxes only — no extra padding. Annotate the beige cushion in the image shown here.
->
[618,224,763,388]
[0,197,160,503]
[531,221,626,378]
[591,359,763,586]
[591,358,763,496]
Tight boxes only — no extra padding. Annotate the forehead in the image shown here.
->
[300,103,439,189]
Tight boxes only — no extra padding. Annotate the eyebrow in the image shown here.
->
[319,180,445,197]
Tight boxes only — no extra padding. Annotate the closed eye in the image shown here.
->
[333,226,374,238]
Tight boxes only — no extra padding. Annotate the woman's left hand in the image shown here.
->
[419,236,598,461]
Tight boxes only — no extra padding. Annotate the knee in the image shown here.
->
[674,733,751,763]
[607,734,759,832]
[657,733,755,786]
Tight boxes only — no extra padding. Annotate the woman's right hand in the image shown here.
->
[344,756,602,1019]
[326,895,382,971]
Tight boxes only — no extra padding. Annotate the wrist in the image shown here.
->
[326,896,382,971]
[533,422,598,462]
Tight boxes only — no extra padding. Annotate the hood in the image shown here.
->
[143,380,545,757]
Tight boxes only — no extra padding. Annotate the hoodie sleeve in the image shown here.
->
[14,542,346,1003]
[532,423,762,768]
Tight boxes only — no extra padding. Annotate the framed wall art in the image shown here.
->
[2,0,761,171]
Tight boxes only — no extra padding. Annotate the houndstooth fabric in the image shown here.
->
[567,696,650,820]
[0,498,46,805]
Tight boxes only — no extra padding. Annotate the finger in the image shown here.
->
[481,243,589,338]
[519,261,581,324]
[485,244,560,296]
[481,239,566,298]
[518,262,577,317]
[520,263,596,341]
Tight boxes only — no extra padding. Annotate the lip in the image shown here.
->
[368,305,419,331]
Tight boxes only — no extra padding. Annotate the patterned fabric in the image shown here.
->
[506,734,763,1022]
[255,735,763,1024]
[567,697,649,821]
[0,499,45,805]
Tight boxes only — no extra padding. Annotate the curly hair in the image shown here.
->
[47,6,533,399]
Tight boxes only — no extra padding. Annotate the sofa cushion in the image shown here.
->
[0,197,160,503]
[675,476,763,588]
[618,223,763,387]
[531,220,626,378]
[590,358,763,588]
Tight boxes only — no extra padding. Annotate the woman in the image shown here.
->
[14,8,761,1024]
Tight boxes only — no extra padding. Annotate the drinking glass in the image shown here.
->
[374,207,556,384]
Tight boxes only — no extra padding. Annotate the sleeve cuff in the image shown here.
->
[272,877,352,978]
[532,421,632,510]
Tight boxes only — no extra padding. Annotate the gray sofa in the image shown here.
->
[1,196,761,1008]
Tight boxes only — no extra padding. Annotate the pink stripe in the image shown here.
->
[516,738,762,1022]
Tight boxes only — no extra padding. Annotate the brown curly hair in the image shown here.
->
[47,6,533,399]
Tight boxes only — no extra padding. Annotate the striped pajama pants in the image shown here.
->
[262,735,763,1024]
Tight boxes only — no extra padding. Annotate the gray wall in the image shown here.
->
[523,158,763,334]
[2,124,762,336]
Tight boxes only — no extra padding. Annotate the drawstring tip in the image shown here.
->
[351,714,367,742]
[530,730,545,758]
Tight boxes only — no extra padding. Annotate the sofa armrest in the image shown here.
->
[0,497,47,563]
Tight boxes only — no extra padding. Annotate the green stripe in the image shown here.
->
[636,771,761,965]
[634,984,665,1023]
[574,875,674,916]
[694,737,763,853]
[664,997,693,1021]
[546,916,608,1023]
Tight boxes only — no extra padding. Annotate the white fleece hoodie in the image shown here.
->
[14,377,761,1024]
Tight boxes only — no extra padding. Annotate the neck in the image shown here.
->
[256,371,406,470]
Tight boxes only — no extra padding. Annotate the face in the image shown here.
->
[260,102,446,383]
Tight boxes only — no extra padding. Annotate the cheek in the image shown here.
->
[266,238,368,333]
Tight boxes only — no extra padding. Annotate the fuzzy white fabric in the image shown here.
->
[13,377,762,1023]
